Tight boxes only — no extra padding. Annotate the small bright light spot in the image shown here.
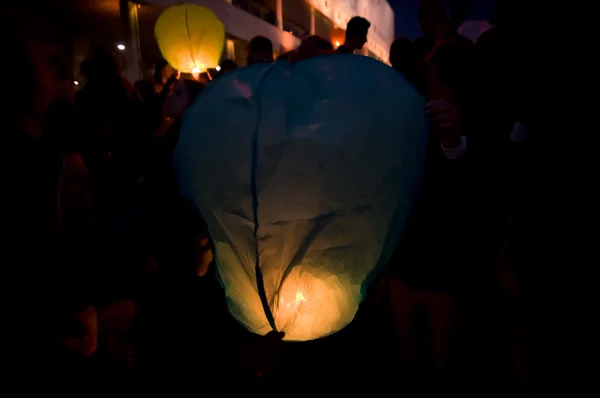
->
[117,44,126,51]
[215,65,221,71]
[74,80,79,85]
[335,41,340,47]
[192,67,200,74]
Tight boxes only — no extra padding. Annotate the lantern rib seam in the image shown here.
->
[184,5,196,70]
[250,65,278,333]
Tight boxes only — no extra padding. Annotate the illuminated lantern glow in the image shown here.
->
[330,27,345,48]
[175,56,428,341]
[154,4,225,73]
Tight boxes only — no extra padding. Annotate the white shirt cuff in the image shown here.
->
[442,136,467,160]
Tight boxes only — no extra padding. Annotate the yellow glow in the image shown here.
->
[330,27,346,48]
[117,44,126,51]
[215,242,361,342]
[273,266,360,342]
[154,4,225,73]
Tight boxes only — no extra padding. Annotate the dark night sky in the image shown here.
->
[389,0,497,40]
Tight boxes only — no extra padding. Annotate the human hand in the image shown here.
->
[193,235,213,277]
[99,300,137,366]
[60,304,98,358]
[228,330,285,382]
[425,99,462,148]
[163,79,189,118]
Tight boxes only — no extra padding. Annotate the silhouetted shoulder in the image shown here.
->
[476,26,500,48]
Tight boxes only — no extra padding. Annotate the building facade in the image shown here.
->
[52,0,394,85]
[136,0,394,68]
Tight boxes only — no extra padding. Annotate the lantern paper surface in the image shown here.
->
[175,55,428,341]
[154,4,225,73]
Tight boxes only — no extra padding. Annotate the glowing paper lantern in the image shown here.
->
[175,56,428,341]
[154,4,225,73]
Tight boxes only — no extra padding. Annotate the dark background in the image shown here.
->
[391,0,496,39]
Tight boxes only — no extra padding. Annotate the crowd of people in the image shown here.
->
[9,0,598,393]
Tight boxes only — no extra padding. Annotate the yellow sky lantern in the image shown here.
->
[154,4,225,74]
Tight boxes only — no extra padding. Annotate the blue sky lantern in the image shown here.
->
[174,55,428,342]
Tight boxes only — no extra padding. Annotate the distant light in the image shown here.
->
[335,41,340,47]
[192,67,200,74]
[117,44,126,51]
[215,65,221,71]
[74,80,79,85]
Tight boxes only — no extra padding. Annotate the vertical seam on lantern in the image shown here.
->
[184,5,196,70]
[251,65,278,332]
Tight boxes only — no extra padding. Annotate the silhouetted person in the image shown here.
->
[414,0,447,62]
[219,59,238,74]
[337,16,370,54]
[389,38,417,83]
[247,36,274,65]
[295,35,334,62]
[448,0,471,32]
[476,0,599,393]
[153,58,177,94]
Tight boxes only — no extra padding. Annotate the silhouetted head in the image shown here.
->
[389,38,416,73]
[154,58,177,85]
[297,35,334,61]
[163,78,205,118]
[418,0,447,37]
[5,9,74,128]
[220,59,238,74]
[86,47,122,83]
[448,0,470,32]
[247,36,274,65]
[345,17,371,51]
